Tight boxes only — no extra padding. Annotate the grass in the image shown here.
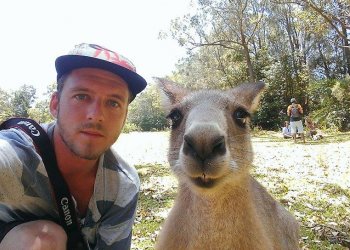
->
[252,130,350,144]
[262,179,350,249]
[132,164,176,250]
[131,133,350,250]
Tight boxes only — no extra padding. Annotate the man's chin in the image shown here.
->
[78,153,101,161]
[70,146,106,160]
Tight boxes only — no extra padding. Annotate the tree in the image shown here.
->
[308,78,350,131]
[168,0,268,82]
[126,84,168,131]
[165,0,350,131]
[301,0,350,76]
[172,45,248,89]
[0,88,12,123]
[28,100,53,123]
[276,0,350,76]
[11,85,36,117]
[28,82,56,123]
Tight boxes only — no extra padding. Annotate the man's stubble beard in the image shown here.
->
[56,110,109,161]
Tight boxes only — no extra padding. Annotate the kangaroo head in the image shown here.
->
[156,78,265,193]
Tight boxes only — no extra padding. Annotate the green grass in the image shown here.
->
[292,193,350,249]
[132,164,176,250]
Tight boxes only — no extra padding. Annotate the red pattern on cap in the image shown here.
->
[89,44,136,72]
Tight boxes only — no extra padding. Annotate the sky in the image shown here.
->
[0,0,194,98]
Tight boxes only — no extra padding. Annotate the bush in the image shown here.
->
[122,122,140,133]
[127,84,168,131]
[308,78,350,131]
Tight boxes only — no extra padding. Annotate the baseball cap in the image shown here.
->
[290,98,296,103]
[55,43,147,99]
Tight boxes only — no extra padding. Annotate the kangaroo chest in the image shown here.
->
[170,194,272,250]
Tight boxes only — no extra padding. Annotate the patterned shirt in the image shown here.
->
[0,123,139,249]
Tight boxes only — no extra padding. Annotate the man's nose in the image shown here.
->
[87,100,104,122]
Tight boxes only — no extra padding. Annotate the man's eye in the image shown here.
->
[108,100,119,108]
[75,94,88,101]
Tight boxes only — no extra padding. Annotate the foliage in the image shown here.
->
[172,45,249,89]
[28,82,56,123]
[126,84,168,131]
[122,123,140,133]
[0,82,54,124]
[28,100,53,123]
[168,0,269,82]
[308,78,350,131]
[162,0,350,131]
[0,88,12,123]
[11,84,36,118]
[0,84,37,122]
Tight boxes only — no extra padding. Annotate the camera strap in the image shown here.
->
[0,118,88,249]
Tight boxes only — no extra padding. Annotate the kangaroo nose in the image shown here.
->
[183,134,226,161]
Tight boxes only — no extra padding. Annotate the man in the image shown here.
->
[287,98,305,143]
[0,43,147,249]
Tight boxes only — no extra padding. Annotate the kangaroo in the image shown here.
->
[155,78,299,250]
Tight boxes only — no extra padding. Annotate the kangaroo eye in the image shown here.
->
[167,109,183,129]
[233,107,250,128]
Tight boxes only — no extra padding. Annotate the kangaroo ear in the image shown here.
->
[229,81,266,112]
[153,77,189,105]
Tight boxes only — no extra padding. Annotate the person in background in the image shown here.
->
[0,43,147,249]
[287,98,305,143]
[305,116,324,140]
[282,120,292,139]
[305,116,317,136]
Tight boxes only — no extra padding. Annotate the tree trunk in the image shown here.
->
[240,26,255,82]
[318,44,331,78]
[243,43,255,82]
[341,23,350,76]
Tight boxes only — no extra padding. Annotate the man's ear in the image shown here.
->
[50,92,59,118]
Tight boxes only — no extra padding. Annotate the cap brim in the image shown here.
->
[55,55,147,97]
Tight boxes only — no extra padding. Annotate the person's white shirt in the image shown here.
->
[282,125,292,138]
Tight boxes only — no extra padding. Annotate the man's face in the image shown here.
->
[50,68,130,160]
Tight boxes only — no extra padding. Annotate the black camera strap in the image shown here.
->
[0,118,88,249]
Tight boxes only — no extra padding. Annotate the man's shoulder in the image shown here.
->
[0,122,56,158]
[0,128,33,171]
[0,121,54,139]
[0,122,50,200]
[0,126,35,148]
